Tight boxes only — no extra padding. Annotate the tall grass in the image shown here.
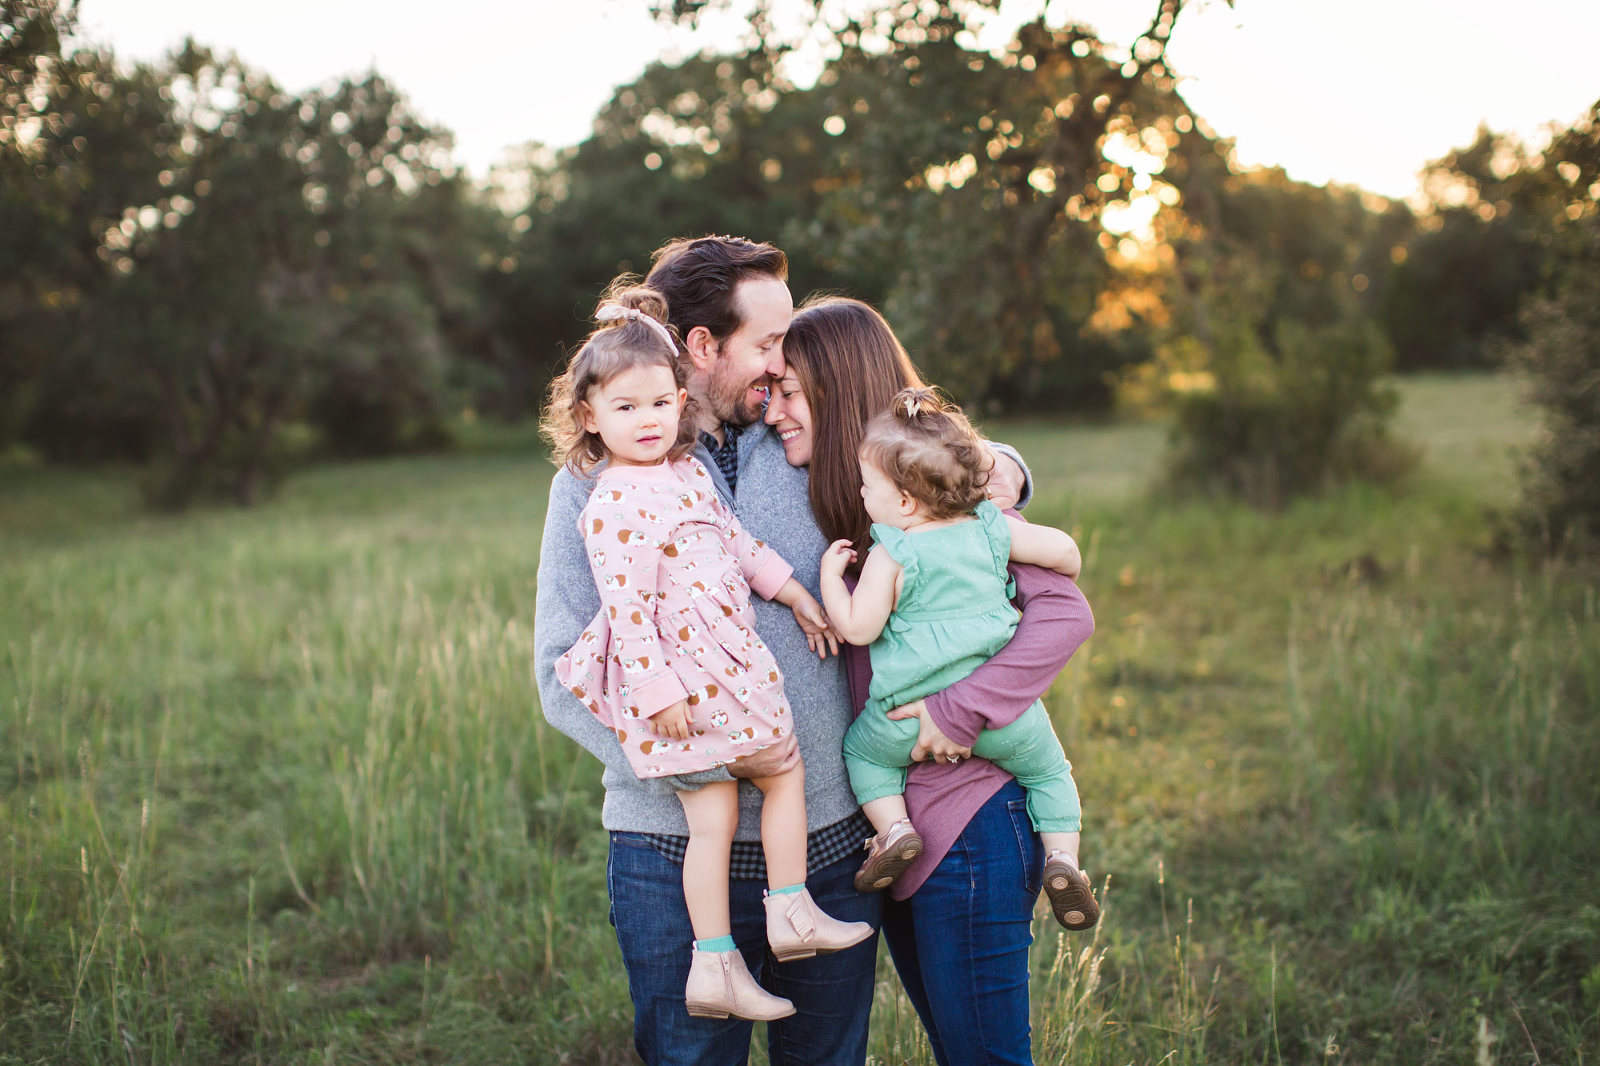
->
[3,374,1594,1063]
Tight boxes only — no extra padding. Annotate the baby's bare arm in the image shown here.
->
[1005,516,1081,579]
[819,541,900,645]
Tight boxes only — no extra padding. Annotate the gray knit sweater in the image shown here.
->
[533,421,1029,840]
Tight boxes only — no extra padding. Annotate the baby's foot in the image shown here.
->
[1043,851,1100,930]
[852,819,923,892]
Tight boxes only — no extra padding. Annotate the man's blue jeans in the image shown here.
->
[881,780,1043,1066]
[607,832,882,1065]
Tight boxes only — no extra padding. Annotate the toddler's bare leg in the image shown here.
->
[860,795,911,837]
[754,761,874,959]
[750,762,807,890]
[1041,830,1080,867]
[676,781,739,940]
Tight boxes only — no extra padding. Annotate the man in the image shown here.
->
[534,236,1036,1064]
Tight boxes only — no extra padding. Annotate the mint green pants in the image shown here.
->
[843,699,1082,833]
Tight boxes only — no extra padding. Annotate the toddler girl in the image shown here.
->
[819,386,1099,930]
[544,287,872,1021]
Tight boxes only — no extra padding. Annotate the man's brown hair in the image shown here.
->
[644,236,788,343]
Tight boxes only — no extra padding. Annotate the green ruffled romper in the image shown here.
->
[842,500,1081,833]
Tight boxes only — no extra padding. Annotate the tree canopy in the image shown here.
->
[3,0,1595,507]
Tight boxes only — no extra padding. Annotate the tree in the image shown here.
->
[4,35,481,506]
[1502,194,1600,555]
[1383,104,1600,370]
[633,0,1225,410]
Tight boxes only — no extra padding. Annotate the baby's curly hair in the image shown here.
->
[540,282,699,474]
[859,387,989,519]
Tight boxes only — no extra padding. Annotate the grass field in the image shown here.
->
[3,373,1596,1064]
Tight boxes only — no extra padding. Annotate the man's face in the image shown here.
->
[701,276,792,427]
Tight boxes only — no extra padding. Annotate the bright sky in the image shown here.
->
[77,0,1599,201]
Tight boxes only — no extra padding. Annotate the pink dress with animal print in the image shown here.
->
[554,456,795,778]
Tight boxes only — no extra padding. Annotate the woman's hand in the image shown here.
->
[886,698,973,763]
[652,699,692,740]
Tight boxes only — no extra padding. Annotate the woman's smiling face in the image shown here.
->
[763,369,814,466]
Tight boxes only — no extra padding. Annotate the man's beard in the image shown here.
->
[706,358,765,427]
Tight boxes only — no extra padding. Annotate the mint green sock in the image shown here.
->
[769,883,804,896]
[695,935,736,953]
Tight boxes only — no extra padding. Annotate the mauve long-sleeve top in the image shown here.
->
[842,542,1095,899]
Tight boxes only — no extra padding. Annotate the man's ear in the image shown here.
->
[579,400,598,434]
[684,326,718,371]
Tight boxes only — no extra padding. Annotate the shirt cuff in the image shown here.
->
[747,553,795,601]
[634,672,692,719]
[924,693,983,746]
[988,441,1034,511]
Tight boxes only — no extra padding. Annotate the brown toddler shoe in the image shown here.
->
[852,819,923,893]
[1043,851,1100,930]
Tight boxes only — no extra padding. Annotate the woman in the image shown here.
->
[762,296,1095,1064]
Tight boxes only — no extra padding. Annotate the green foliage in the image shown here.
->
[5,0,1597,516]
[1502,215,1600,555]
[1383,103,1600,370]
[516,1,1216,412]
[1,37,514,508]
[1165,276,1412,507]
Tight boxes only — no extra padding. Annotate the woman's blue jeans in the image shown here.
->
[882,779,1043,1065]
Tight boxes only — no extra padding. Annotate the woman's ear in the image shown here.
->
[684,326,717,371]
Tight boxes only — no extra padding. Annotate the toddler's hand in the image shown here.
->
[652,699,692,740]
[791,592,839,659]
[820,539,856,579]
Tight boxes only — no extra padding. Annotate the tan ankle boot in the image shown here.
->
[765,887,874,963]
[684,948,796,1021]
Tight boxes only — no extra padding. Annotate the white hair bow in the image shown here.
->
[596,303,678,356]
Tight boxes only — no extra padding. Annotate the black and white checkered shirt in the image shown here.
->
[641,810,873,880]
[700,424,744,494]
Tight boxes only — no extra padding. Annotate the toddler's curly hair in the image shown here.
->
[540,283,699,474]
[859,386,989,519]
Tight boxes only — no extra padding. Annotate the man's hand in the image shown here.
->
[790,590,839,659]
[886,698,973,763]
[728,733,801,779]
[821,539,856,580]
[983,447,1026,512]
[652,699,692,740]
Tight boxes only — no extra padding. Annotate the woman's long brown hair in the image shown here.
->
[782,296,925,573]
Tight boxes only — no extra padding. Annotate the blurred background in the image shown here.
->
[3,2,1598,1063]
[3,0,1595,512]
